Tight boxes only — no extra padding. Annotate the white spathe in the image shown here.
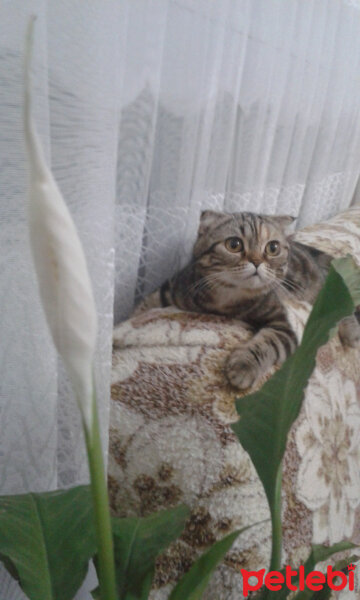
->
[24,19,97,432]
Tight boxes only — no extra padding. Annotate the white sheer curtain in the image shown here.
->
[113,0,360,321]
[1,1,360,598]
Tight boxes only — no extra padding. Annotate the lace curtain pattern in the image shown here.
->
[1,1,360,598]
[113,0,360,321]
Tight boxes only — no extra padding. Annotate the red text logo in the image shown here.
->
[241,564,356,596]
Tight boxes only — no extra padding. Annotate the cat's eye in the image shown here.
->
[225,237,244,253]
[265,240,281,256]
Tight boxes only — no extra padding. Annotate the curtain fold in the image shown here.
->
[114,0,360,322]
[1,1,360,598]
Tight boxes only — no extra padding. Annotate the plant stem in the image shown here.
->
[84,392,117,600]
[269,467,283,572]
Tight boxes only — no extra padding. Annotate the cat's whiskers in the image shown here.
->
[187,264,253,298]
[188,260,301,301]
[186,271,230,297]
[280,276,302,293]
[229,265,249,274]
[263,267,302,298]
[264,271,280,289]
[263,268,291,297]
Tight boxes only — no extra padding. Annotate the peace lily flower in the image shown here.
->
[23,17,97,432]
[23,18,117,600]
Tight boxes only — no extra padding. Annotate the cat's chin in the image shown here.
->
[241,273,272,293]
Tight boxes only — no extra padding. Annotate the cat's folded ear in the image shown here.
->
[198,210,223,235]
[273,215,297,232]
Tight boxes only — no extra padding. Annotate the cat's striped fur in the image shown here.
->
[145,210,359,390]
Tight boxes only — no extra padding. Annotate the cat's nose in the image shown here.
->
[250,258,262,268]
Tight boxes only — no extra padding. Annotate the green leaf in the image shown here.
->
[168,529,240,600]
[0,552,19,583]
[169,521,266,600]
[303,542,358,576]
[308,554,360,600]
[232,258,359,571]
[91,587,101,600]
[232,259,356,511]
[332,254,360,305]
[307,588,332,600]
[292,544,359,600]
[294,588,332,600]
[0,485,96,600]
[254,544,359,600]
[111,504,190,600]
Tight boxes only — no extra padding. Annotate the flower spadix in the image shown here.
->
[24,18,97,431]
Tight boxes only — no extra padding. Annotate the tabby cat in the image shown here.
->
[141,211,360,390]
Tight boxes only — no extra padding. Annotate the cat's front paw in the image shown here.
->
[338,316,360,349]
[225,348,259,391]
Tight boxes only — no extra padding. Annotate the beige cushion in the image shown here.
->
[109,207,360,599]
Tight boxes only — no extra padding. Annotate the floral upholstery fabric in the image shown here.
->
[109,207,360,599]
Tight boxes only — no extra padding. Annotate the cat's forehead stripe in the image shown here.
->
[261,222,270,238]
[238,213,264,242]
[211,216,234,235]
